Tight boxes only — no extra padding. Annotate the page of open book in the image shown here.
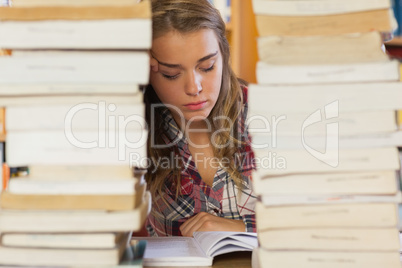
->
[193,231,258,257]
[138,236,212,266]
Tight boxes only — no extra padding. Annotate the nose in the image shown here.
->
[185,71,202,96]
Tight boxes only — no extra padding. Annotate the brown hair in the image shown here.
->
[144,0,245,201]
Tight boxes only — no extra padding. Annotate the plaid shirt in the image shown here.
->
[146,87,256,236]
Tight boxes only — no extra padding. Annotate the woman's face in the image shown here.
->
[149,29,223,127]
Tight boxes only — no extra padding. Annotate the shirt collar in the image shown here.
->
[160,107,187,148]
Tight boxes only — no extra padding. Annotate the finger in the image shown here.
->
[180,214,201,237]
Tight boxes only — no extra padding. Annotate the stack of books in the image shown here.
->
[250,0,402,267]
[0,0,151,266]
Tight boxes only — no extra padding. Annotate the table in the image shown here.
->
[212,251,252,268]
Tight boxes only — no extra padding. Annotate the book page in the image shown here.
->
[193,232,258,257]
[135,237,212,266]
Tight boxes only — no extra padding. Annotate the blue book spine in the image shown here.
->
[394,0,402,36]
[226,0,231,23]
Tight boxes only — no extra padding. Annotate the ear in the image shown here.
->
[150,57,159,72]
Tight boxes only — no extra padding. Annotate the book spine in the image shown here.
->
[0,2,151,20]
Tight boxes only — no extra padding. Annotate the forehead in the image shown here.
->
[151,29,220,63]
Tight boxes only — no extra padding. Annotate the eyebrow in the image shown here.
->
[152,51,218,69]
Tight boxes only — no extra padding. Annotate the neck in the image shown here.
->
[185,119,210,131]
[172,113,211,132]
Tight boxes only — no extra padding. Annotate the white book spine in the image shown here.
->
[8,179,137,194]
[0,19,152,49]
[10,0,139,6]
[252,0,391,16]
[259,228,400,251]
[252,170,398,196]
[6,129,148,167]
[248,110,397,136]
[0,191,150,232]
[260,192,402,206]
[0,51,150,84]
[256,60,400,85]
[0,84,140,95]
[248,81,402,113]
[252,147,400,175]
[6,103,145,131]
[256,249,401,268]
[250,131,402,150]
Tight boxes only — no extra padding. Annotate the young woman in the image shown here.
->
[144,0,256,237]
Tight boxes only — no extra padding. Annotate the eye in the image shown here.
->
[201,64,215,73]
[162,73,180,80]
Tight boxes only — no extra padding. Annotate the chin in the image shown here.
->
[184,111,211,122]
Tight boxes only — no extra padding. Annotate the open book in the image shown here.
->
[134,231,258,266]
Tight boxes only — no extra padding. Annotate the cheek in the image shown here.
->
[208,70,223,99]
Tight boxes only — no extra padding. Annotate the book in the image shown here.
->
[112,239,146,268]
[1,179,147,210]
[252,170,399,196]
[254,9,394,37]
[7,178,138,194]
[135,232,258,267]
[255,202,398,230]
[258,227,400,251]
[248,82,402,114]
[0,107,5,135]
[254,248,401,268]
[0,191,150,232]
[251,131,402,151]
[28,165,138,180]
[0,233,129,266]
[0,3,150,20]
[0,143,3,191]
[0,3,151,49]
[1,231,129,249]
[0,94,142,106]
[0,49,11,56]
[255,60,400,85]
[0,84,141,95]
[252,147,400,176]
[0,19,151,49]
[0,192,139,211]
[260,192,402,206]
[10,0,142,6]
[1,163,8,191]
[248,109,397,136]
[6,102,145,131]
[257,32,389,65]
[252,0,391,16]
[0,50,150,84]
[5,129,148,167]
[27,165,135,180]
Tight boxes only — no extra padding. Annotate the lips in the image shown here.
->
[184,101,207,110]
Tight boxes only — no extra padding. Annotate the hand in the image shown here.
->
[179,212,246,237]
